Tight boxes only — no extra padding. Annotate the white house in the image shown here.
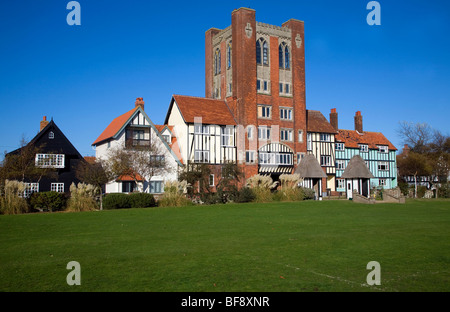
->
[92,97,183,195]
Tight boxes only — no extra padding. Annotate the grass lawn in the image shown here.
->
[0,198,449,292]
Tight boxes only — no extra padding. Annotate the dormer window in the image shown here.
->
[359,144,369,152]
[163,134,171,143]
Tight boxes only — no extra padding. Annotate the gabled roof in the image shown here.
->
[164,95,236,126]
[155,124,184,165]
[341,155,375,179]
[7,119,83,160]
[295,154,327,178]
[336,129,397,151]
[92,107,139,146]
[306,110,338,134]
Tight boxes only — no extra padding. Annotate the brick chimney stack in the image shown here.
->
[330,108,338,131]
[135,97,145,110]
[40,116,49,132]
[354,111,363,133]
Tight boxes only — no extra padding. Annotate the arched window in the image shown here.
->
[214,48,221,75]
[227,41,232,69]
[279,42,290,69]
[256,38,268,65]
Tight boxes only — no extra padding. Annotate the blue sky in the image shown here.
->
[0,0,449,159]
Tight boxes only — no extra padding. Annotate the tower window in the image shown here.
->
[279,42,290,69]
[256,38,268,65]
[227,41,232,69]
[214,48,221,75]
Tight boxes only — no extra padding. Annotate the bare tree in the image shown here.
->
[101,131,174,193]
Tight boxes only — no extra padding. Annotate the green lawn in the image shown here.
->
[0,199,449,292]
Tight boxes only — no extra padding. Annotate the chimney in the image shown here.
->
[135,97,145,110]
[330,108,338,131]
[40,116,49,132]
[354,111,363,133]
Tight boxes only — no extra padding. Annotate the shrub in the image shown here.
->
[438,183,450,198]
[235,187,256,203]
[278,174,304,201]
[158,180,192,207]
[300,187,315,200]
[0,180,29,215]
[417,185,427,198]
[246,174,278,203]
[102,193,132,210]
[66,182,99,212]
[129,192,156,208]
[29,191,66,212]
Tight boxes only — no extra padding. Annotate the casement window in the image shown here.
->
[257,105,271,119]
[378,145,388,153]
[259,153,292,165]
[258,127,271,140]
[122,181,136,193]
[257,79,270,93]
[214,48,221,75]
[150,155,165,167]
[280,107,293,121]
[279,83,291,95]
[335,143,345,151]
[336,160,345,170]
[379,178,387,186]
[320,133,331,142]
[133,130,144,140]
[149,181,163,194]
[307,133,312,151]
[320,155,331,167]
[162,135,170,143]
[246,151,256,164]
[23,183,39,198]
[51,183,64,193]
[279,42,290,69]
[256,38,269,65]
[280,129,293,142]
[359,144,369,152]
[209,174,215,187]
[48,131,54,139]
[336,179,345,189]
[378,161,389,171]
[35,154,65,168]
[221,127,234,147]
[297,152,305,164]
[194,150,210,163]
[194,124,210,135]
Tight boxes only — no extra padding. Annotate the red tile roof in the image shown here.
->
[336,129,397,151]
[306,110,338,133]
[172,95,236,125]
[92,107,138,145]
[116,172,144,182]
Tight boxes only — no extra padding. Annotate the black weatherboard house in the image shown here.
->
[6,116,84,194]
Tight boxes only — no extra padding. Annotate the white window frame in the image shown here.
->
[24,183,39,198]
[379,178,387,186]
[378,161,389,171]
[258,105,271,119]
[149,180,164,194]
[258,126,271,140]
[359,144,369,152]
[336,160,345,170]
[297,152,305,164]
[298,130,303,143]
[280,107,293,121]
[320,133,331,142]
[335,143,345,151]
[48,131,54,139]
[35,154,65,169]
[307,133,312,151]
[259,152,292,165]
[320,155,331,167]
[194,125,210,135]
[336,179,345,189]
[280,129,293,142]
[194,150,210,163]
[246,151,256,164]
[51,183,64,193]
[221,127,234,147]
[209,174,215,187]
[378,145,388,153]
